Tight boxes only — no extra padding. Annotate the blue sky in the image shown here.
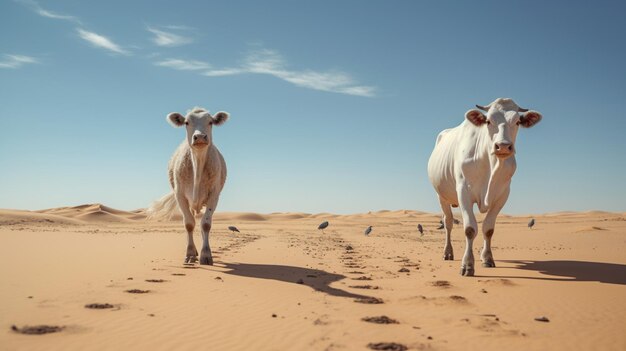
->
[1,0,625,214]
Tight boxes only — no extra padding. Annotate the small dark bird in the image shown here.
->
[437,220,445,230]
[228,226,240,233]
[364,226,373,236]
[417,224,424,235]
[318,221,329,233]
[528,218,535,229]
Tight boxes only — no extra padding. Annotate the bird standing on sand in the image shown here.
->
[364,226,372,236]
[228,226,240,233]
[318,221,329,233]
[437,220,445,230]
[417,224,424,235]
[528,218,535,229]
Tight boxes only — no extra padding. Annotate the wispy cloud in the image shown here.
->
[0,54,38,69]
[199,49,376,97]
[147,27,192,47]
[163,24,194,30]
[203,68,246,77]
[77,29,130,55]
[18,0,81,24]
[155,58,211,70]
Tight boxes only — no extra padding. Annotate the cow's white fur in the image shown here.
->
[148,107,229,265]
[427,98,541,276]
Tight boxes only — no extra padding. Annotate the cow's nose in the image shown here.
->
[494,142,513,153]
[192,134,208,143]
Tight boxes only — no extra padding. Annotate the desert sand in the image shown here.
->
[1,204,625,351]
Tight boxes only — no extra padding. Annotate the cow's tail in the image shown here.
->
[146,192,179,221]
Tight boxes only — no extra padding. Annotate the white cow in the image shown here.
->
[427,98,542,276]
[148,107,229,265]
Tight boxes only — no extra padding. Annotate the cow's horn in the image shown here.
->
[518,107,529,112]
[475,104,489,111]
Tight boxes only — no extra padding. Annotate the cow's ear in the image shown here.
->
[167,112,186,127]
[465,109,487,126]
[519,111,542,128]
[212,111,229,126]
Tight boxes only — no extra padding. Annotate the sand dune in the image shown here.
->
[1,205,625,350]
[35,204,146,223]
[0,209,84,226]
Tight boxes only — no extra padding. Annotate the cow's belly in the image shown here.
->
[428,156,458,206]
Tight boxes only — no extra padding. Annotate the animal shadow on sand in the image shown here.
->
[220,263,372,299]
[501,260,626,285]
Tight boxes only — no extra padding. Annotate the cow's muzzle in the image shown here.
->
[494,142,514,158]
[192,134,209,147]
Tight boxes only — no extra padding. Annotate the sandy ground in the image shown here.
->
[1,204,625,351]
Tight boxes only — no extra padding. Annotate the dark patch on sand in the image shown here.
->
[350,285,380,290]
[11,325,64,335]
[355,297,384,304]
[125,289,150,294]
[431,280,451,288]
[449,295,467,302]
[145,279,167,283]
[362,316,399,324]
[85,303,114,309]
[367,342,408,351]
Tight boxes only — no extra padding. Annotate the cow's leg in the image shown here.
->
[457,186,478,276]
[176,193,197,264]
[439,198,454,260]
[481,193,507,268]
[199,191,220,265]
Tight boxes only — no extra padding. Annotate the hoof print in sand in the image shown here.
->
[449,295,467,302]
[85,303,115,309]
[362,316,399,324]
[171,273,186,276]
[125,289,150,294]
[11,325,64,335]
[352,276,373,281]
[145,279,167,283]
[355,297,384,304]
[431,280,451,288]
[398,268,410,273]
[534,316,550,322]
[367,342,408,351]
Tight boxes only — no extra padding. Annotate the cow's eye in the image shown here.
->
[184,121,189,125]
[486,120,491,125]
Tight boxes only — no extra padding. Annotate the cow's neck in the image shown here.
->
[190,146,209,206]
[477,130,517,210]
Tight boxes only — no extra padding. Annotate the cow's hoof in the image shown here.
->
[185,256,198,264]
[482,260,496,268]
[460,266,475,276]
[199,256,213,265]
[444,253,454,260]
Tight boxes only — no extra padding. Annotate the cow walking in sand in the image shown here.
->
[148,107,230,265]
[427,98,542,276]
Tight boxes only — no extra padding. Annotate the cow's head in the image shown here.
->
[465,98,541,159]
[167,107,229,150]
